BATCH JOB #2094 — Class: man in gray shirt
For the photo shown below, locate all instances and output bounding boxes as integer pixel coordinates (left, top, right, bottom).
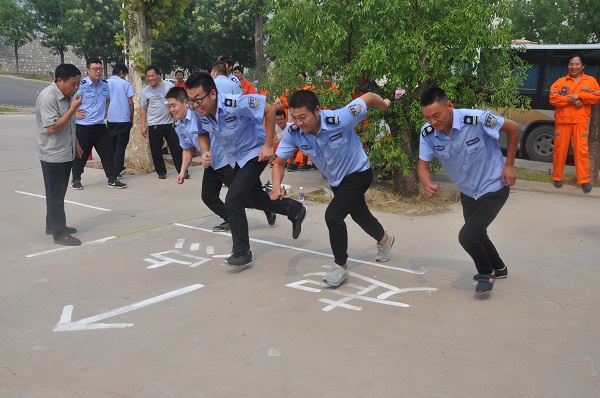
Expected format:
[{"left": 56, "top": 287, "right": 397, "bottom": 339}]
[
  {"left": 140, "top": 65, "right": 184, "bottom": 179},
  {"left": 35, "top": 64, "right": 84, "bottom": 246}
]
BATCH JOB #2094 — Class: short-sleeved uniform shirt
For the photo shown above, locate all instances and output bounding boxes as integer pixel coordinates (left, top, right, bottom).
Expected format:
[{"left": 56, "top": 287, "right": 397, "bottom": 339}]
[
  {"left": 276, "top": 97, "right": 370, "bottom": 187},
  {"left": 35, "top": 82, "right": 77, "bottom": 163},
  {"left": 215, "top": 75, "right": 242, "bottom": 95},
  {"left": 228, "top": 74, "right": 242, "bottom": 90},
  {"left": 107, "top": 75, "right": 134, "bottom": 123},
  {"left": 419, "top": 108, "right": 506, "bottom": 200},
  {"left": 140, "top": 80, "right": 174, "bottom": 126},
  {"left": 198, "top": 93, "right": 266, "bottom": 168},
  {"left": 77, "top": 76, "right": 110, "bottom": 125}
]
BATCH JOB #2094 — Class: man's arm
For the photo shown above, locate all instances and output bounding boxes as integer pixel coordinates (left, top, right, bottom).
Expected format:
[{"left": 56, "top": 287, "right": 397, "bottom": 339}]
[
  {"left": 500, "top": 119, "right": 519, "bottom": 186},
  {"left": 269, "top": 157, "right": 287, "bottom": 200},
  {"left": 417, "top": 159, "right": 439, "bottom": 199},
  {"left": 176, "top": 148, "right": 194, "bottom": 184},
  {"left": 140, "top": 106, "right": 148, "bottom": 138},
  {"left": 128, "top": 97, "right": 134, "bottom": 125},
  {"left": 197, "top": 134, "right": 211, "bottom": 168},
  {"left": 48, "top": 95, "right": 82, "bottom": 135},
  {"left": 359, "top": 92, "right": 391, "bottom": 112},
  {"left": 105, "top": 100, "right": 110, "bottom": 119},
  {"left": 259, "top": 103, "right": 276, "bottom": 161}
]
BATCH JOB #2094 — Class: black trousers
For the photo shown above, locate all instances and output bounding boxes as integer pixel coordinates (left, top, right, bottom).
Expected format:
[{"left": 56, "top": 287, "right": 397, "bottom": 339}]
[
  {"left": 41, "top": 160, "right": 73, "bottom": 240},
  {"left": 202, "top": 165, "right": 234, "bottom": 221},
  {"left": 71, "top": 123, "right": 117, "bottom": 181},
  {"left": 326, "top": 168, "right": 385, "bottom": 266},
  {"left": 107, "top": 121, "right": 131, "bottom": 174},
  {"left": 226, "top": 157, "right": 303, "bottom": 255},
  {"left": 459, "top": 186, "right": 510, "bottom": 275},
  {"left": 148, "top": 124, "right": 183, "bottom": 176}
]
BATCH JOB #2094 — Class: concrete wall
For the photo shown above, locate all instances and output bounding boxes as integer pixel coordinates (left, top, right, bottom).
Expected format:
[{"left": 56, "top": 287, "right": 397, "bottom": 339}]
[{"left": 0, "top": 37, "right": 86, "bottom": 76}]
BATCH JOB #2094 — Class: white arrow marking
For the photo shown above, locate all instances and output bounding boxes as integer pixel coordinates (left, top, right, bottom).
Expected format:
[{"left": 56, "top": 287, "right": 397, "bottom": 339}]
[{"left": 53, "top": 284, "right": 203, "bottom": 332}]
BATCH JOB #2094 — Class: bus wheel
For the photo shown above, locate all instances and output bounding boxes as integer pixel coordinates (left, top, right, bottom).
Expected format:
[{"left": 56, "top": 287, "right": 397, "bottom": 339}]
[{"left": 525, "top": 125, "right": 554, "bottom": 162}]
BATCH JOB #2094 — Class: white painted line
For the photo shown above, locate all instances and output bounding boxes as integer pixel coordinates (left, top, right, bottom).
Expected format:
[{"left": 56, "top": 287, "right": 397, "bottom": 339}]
[
  {"left": 190, "top": 243, "right": 200, "bottom": 251},
  {"left": 15, "top": 191, "right": 112, "bottom": 212},
  {"left": 27, "top": 236, "right": 116, "bottom": 258},
  {"left": 53, "top": 284, "right": 203, "bottom": 332},
  {"left": 175, "top": 239, "right": 185, "bottom": 249},
  {"left": 206, "top": 246, "right": 214, "bottom": 255},
  {"left": 174, "top": 223, "right": 424, "bottom": 275}
]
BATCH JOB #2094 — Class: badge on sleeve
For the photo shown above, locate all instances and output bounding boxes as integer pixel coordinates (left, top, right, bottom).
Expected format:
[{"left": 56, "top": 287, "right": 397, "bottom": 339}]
[
  {"left": 463, "top": 116, "right": 478, "bottom": 125},
  {"left": 247, "top": 97, "right": 259, "bottom": 109},
  {"left": 224, "top": 98, "right": 237, "bottom": 107},
  {"left": 421, "top": 125, "right": 434, "bottom": 137},
  {"left": 348, "top": 104, "right": 362, "bottom": 117},
  {"left": 484, "top": 112, "right": 498, "bottom": 128}
]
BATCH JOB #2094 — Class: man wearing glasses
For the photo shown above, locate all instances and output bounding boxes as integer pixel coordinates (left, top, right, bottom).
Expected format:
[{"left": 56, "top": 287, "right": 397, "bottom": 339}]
[
  {"left": 140, "top": 65, "right": 185, "bottom": 179},
  {"left": 71, "top": 58, "right": 126, "bottom": 189},
  {"left": 186, "top": 72, "right": 306, "bottom": 268}
]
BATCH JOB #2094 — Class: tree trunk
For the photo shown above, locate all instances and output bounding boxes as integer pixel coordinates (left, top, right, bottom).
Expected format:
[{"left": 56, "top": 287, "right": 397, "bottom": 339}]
[
  {"left": 126, "top": 2, "right": 153, "bottom": 173},
  {"left": 254, "top": 1, "right": 265, "bottom": 84},
  {"left": 589, "top": 102, "right": 600, "bottom": 182},
  {"left": 59, "top": 49, "right": 65, "bottom": 65},
  {"left": 385, "top": 114, "right": 420, "bottom": 197},
  {"left": 13, "top": 44, "right": 19, "bottom": 76}
]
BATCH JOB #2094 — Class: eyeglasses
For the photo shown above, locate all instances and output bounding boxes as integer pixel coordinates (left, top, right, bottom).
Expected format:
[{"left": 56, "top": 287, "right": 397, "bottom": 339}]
[
  {"left": 187, "top": 91, "right": 211, "bottom": 105},
  {"left": 89, "top": 67, "right": 103, "bottom": 72}
]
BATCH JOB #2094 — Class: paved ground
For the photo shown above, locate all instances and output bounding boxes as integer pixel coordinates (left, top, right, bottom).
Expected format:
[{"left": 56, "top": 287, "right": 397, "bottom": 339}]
[{"left": 1, "top": 114, "right": 599, "bottom": 397}]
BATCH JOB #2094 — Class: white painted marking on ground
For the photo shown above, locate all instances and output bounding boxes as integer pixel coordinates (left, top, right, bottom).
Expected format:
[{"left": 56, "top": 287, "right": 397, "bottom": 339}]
[
  {"left": 206, "top": 246, "right": 214, "bottom": 255},
  {"left": 53, "top": 284, "right": 203, "bottom": 332},
  {"left": 143, "top": 250, "right": 210, "bottom": 269},
  {"left": 175, "top": 239, "right": 185, "bottom": 249},
  {"left": 15, "top": 191, "right": 111, "bottom": 211},
  {"left": 26, "top": 236, "right": 116, "bottom": 258},
  {"left": 175, "top": 222, "right": 424, "bottom": 275},
  {"left": 190, "top": 243, "right": 200, "bottom": 251},
  {"left": 212, "top": 254, "right": 229, "bottom": 258}
]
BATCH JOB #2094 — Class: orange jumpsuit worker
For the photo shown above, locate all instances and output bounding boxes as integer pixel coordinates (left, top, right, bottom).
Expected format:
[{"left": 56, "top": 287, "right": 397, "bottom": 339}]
[{"left": 549, "top": 53, "right": 600, "bottom": 193}]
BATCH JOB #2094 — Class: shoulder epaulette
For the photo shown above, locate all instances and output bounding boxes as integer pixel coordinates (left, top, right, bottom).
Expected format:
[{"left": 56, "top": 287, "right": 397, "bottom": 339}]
[
  {"left": 325, "top": 116, "right": 340, "bottom": 124},
  {"left": 463, "top": 116, "right": 478, "bottom": 125},
  {"left": 421, "top": 125, "right": 434, "bottom": 137},
  {"left": 80, "top": 79, "right": 86, "bottom": 85},
  {"left": 223, "top": 98, "right": 237, "bottom": 107},
  {"left": 101, "top": 79, "right": 107, "bottom": 83},
  {"left": 289, "top": 124, "right": 299, "bottom": 132}
]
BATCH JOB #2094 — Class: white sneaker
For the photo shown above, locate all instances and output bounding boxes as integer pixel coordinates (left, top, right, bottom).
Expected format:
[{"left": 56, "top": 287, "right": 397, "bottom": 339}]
[
  {"left": 323, "top": 265, "right": 348, "bottom": 287},
  {"left": 376, "top": 232, "right": 394, "bottom": 262}
]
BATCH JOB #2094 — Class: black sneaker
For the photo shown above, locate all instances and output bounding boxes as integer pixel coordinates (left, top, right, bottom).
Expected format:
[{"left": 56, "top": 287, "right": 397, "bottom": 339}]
[
  {"left": 226, "top": 250, "right": 253, "bottom": 268},
  {"left": 212, "top": 221, "right": 231, "bottom": 232},
  {"left": 71, "top": 180, "right": 83, "bottom": 190},
  {"left": 185, "top": 172, "right": 191, "bottom": 179},
  {"left": 54, "top": 233, "right": 81, "bottom": 246},
  {"left": 287, "top": 163, "right": 298, "bottom": 172},
  {"left": 475, "top": 274, "right": 495, "bottom": 292},
  {"left": 107, "top": 180, "right": 127, "bottom": 189},
  {"left": 553, "top": 180, "right": 563, "bottom": 188},
  {"left": 299, "top": 162, "right": 314, "bottom": 171},
  {"left": 158, "top": 174, "right": 167, "bottom": 179},
  {"left": 162, "top": 147, "right": 169, "bottom": 155},
  {"left": 581, "top": 182, "right": 592, "bottom": 193},
  {"left": 266, "top": 211, "right": 276, "bottom": 226},
  {"left": 292, "top": 205, "right": 307, "bottom": 239},
  {"left": 473, "top": 265, "right": 508, "bottom": 281},
  {"left": 46, "top": 226, "right": 77, "bottom": 235}
]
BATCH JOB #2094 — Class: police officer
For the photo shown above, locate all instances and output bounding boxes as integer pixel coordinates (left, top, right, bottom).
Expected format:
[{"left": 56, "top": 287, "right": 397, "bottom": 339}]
[
  {"left": 212, "top": 61, "right": 241, "bottom": 95},
  {"left": 417, "top": 87, "right": 519, "bottom": 294},
  {"left": 186, "top": 72, "right": 305, "bottom": 268},
  {"left": 106, "top": 63, "right": 134, "bottom": 178},
  {"left": 219, "top": 56, "right": 242, "bottom": 89},
  {"left": 271, "top": 90, "right": 395, "bottom": 288},
  {"left": 71, "top": 58, "right": 126, "bottom": 189}
]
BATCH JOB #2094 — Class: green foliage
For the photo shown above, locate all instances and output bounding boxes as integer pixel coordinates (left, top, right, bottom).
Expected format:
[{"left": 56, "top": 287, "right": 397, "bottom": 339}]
[
  {"left": 265, "top": 0, "right": 528, "bottom": 180},
  {"left": 0, "top": 0, "right": 36, "bottom": 52},
  {"left": 25, "top": 0, "right": 76, "bottom": 61},
  {"left": 511, "top": 0, "right": 600, "bottom": 43}
]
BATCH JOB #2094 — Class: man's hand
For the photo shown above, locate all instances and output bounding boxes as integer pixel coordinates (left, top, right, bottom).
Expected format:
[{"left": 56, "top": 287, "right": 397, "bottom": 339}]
[
  {"left": 501, "top": 165, "right": 517, "bottom": 186},
  {"left": 141, "top": 126, "right": 148, "bottom": 138},
  {"left": 422, "top": 183, "right": 439, "bottom": 199},
  {"left": 76, "top": 109, "right": 86, "bottom": 119},
  {"left": 201, "top": 151, "right": 212, "bottom": 168},
  {"left": 176, "top": 170, "right": 187, "bottom": 185},
  {"left": 270, "top": 184, "right": 285, "bottom": 200},
  {"left": 75, "top": 141, "right": 83, "bottom": 158},
  {"left": 259, "top": 144, "right": 274, "bottom": 161},
  {"left": 71, "top": 95, "right": 82, "bottom": 111}
]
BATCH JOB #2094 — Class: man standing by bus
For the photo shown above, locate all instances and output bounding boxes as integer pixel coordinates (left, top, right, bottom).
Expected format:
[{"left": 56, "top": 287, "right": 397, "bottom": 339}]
[{"left": 550, "top": 53, "right": 600, "bottom": 193}]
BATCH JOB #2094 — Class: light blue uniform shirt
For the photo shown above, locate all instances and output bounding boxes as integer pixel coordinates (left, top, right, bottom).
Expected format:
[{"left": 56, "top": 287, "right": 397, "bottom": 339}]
[
  {"left": 419, "top": 108, "right": 506, "bottom": 200},
  {"left": 198, "top": 93, "right": 267, "bottom": 168},
  {"left": 276, "top": 97, "right": 370, "bottom": 187},
  {"left": 175, "top": 108, "right": 201, "bottom": 152},
  {"left": 106, "top": 75, "right": 134, "bottom": 123},
  {"left": 228, "top": 74, "right": 242, "bottom": 89},
  {"left": 215, "top": 75, "right": 241, "bottom": 95},
  {"left": 76, "top": 76, "right": 110, "bottom": 126}
]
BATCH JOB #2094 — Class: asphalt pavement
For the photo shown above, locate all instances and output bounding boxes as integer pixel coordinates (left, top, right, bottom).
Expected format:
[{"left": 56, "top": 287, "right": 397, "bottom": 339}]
[
  {"left": 1, "top": 113, "right": 599, "bottom": 397},
  {"left": 0, "top": 75, "right": 51, "bottom": 108}
]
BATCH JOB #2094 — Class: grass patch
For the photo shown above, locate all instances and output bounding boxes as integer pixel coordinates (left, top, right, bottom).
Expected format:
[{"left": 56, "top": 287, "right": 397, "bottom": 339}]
[
  {"left": 306, "top": 183, "right": 461, "bottom": 217},
  {"left": 0, "top": 71, "right": 53, "bottom": 82},
  {"left": 515, "top": 167, "right": 600, "bottom": 187},
  {"left": 0, "top": 106, "right": 29, "bottom": 113}
]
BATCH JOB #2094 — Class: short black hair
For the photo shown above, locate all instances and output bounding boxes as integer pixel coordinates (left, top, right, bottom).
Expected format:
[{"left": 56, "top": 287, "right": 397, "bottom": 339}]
[
  {"left": 112, "top": 63, "right": 129, "bottom": 76},
  {"left": 175, "top": 70, "right": 184, "bottom": 76},
  {"left": 186, "top": 72, "right": 217, "bottom": 94},
  {"left": 54, "top": 64, "right": 81, "bottom": 82},
  {"left": 289, "top": 89, "right": 320, "bottom": 113},
  {"left": 219, "top": 56, "right": 234, "bottom": 67},
  {"left": 201, "top": 66, "right": 211, "bottom": 73},
  {"left": 211, "top": 61, "right": 227, "bottom": 76},
  {"left": 233, "top": 65, "right": 244, "bottom": 74},
  {"left": 165, "top": 86, "right": 188, "bottom": 103},
  {"left": 275, "top": 109, "right": 286, "bottom": 118},
  {"left": 145, "top": 65, "right": 161, "bottom": 76},
  {"left": 569, "top": 53, "right": 587, "bottom": 66},
  {"left": 86, "top": 58, "right": 102, "bottom": 68},
  {"left": 420, "top": 87, "right": 449, "bottom": 107}
]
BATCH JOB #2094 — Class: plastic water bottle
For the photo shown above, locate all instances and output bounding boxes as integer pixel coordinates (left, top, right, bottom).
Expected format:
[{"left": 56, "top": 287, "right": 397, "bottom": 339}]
[{"left": 299, "top": 187, "right": 304, "bottom": 202}]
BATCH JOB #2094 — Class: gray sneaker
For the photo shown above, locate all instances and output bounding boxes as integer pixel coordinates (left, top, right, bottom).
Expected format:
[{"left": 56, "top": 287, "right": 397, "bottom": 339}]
[
  {"left": 375, "top": 232, "right": 394, "bottom": 262},
  {"left": 322, "top": 265, "right": 348, "bottom": 287}
]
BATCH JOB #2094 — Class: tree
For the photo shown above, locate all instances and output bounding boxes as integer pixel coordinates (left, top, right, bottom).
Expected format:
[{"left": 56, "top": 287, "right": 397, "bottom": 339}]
[
  {"left": 265, "top": 0, "right": 527, "bottom": 196},
  {"left": 120, "top": 0, "right": 191, "bottom": 172},
  {"left": 0, "top": 0, "right": 36, "bottom": 75},
  {"left": 25, "top": 0, "right": 76, "bottom": 64}
]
